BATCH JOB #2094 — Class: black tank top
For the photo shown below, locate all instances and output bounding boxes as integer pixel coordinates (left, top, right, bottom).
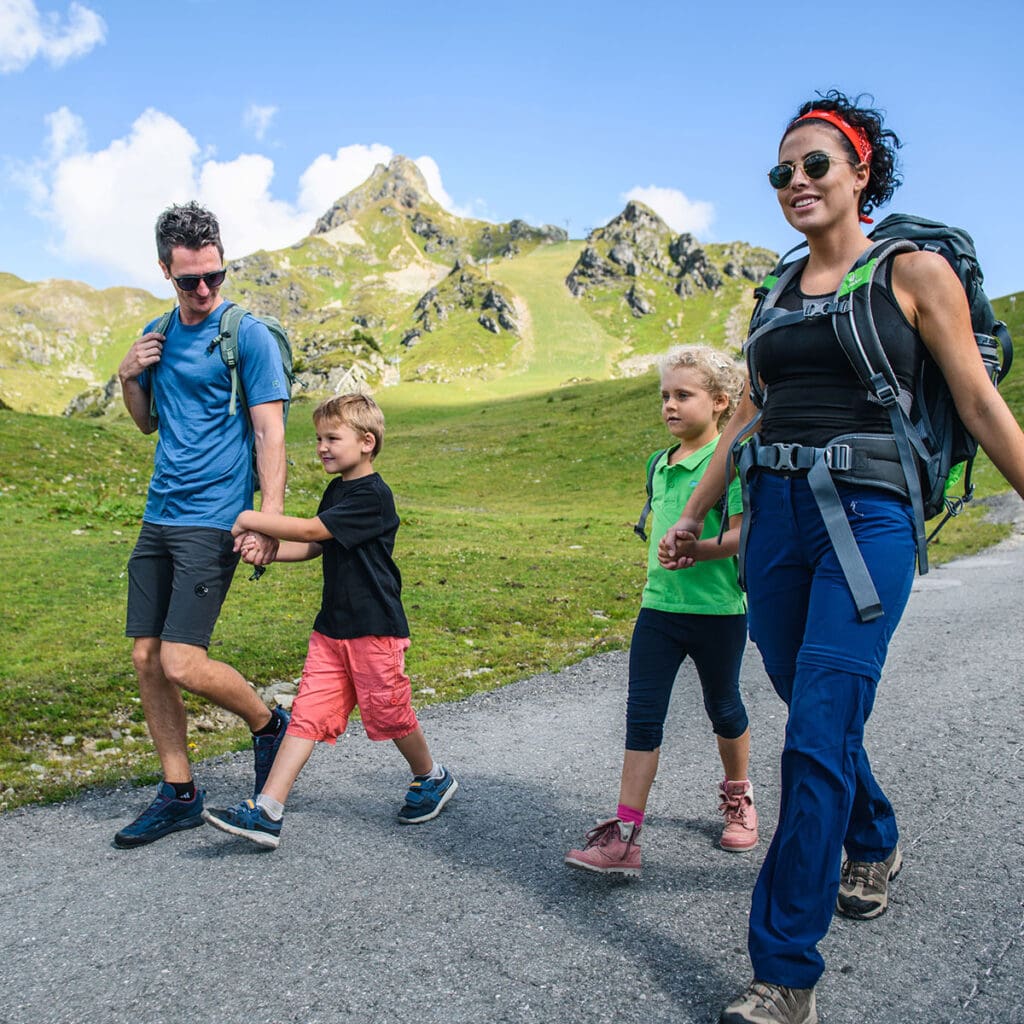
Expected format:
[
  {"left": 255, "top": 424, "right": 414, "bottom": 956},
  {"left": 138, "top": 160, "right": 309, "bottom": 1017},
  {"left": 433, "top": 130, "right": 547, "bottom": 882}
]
[{"left": 758, "top": 263, "right": 924, "bottom": 448}]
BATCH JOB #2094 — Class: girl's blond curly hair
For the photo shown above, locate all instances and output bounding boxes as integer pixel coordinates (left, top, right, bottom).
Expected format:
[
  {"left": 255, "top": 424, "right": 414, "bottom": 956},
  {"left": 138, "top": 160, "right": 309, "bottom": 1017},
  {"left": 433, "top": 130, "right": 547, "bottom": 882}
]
[{"left": 658, "top": 345, "right": 745, "bottom": 430}]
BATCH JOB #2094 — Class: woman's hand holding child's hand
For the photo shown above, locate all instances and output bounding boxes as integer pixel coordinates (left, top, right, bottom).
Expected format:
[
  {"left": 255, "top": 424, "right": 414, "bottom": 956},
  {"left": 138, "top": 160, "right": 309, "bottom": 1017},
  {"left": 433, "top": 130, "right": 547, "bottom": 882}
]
[{"left": 659, "top": 519, "right": 704, "bottom": 570}]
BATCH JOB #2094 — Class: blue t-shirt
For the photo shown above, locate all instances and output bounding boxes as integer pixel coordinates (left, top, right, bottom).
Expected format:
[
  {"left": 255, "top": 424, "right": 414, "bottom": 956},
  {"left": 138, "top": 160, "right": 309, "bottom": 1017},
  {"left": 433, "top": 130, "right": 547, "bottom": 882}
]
[{"left": 139, "top": 303, "right": 288, "bottom": 530}]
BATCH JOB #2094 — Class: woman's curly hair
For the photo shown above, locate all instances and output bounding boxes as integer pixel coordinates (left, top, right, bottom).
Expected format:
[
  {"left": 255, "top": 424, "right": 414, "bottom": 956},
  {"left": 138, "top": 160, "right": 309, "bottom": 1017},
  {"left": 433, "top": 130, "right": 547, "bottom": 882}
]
[{"left": 784, "top": 90, "right": 903, "bottom": 220}]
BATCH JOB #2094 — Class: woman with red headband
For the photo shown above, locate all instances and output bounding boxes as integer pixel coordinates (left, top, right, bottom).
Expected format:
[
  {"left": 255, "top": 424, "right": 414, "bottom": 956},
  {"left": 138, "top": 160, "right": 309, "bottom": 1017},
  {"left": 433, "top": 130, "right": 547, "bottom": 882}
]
[{"left": 659, "top": 90, "right": 1024, "bottom": 1024}]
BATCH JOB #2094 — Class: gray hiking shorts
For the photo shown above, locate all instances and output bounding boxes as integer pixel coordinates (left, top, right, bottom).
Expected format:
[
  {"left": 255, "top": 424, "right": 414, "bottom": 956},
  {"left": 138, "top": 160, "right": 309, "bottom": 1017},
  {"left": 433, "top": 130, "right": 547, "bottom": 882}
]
[{"left": 126, "top": 522, "right": 241, "bottom": 648}]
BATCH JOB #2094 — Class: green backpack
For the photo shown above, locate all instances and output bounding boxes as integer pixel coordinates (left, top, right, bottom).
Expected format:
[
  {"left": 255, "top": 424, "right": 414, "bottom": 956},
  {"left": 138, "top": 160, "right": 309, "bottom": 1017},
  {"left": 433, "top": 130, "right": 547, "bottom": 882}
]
[{"left": 148, "top": 302, "right": 297, "bottom": 487}]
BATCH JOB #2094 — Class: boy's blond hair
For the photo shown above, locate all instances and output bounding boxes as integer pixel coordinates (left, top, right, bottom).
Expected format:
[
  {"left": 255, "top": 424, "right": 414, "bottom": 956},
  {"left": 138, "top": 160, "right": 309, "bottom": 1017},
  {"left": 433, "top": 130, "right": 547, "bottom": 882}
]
[
  {"left": 658, "top": 345, "right": 745, "bottom": 430},
  {"left": 312, "top": 393, "right": 385, "bottom": 459}
]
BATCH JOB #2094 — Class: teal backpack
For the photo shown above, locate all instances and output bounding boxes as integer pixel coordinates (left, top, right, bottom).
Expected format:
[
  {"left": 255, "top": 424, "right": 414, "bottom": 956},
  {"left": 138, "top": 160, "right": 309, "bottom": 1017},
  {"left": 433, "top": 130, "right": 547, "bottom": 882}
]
[{"left": 148, "top": 302, "right": 297, "bottom": 488}]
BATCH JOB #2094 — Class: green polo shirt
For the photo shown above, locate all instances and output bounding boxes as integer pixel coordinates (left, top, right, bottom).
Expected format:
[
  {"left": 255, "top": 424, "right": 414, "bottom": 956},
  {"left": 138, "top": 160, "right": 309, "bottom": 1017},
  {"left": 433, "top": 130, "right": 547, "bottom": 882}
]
[{"left": 640, "top": 436, "right": 746, "bottom": 616}]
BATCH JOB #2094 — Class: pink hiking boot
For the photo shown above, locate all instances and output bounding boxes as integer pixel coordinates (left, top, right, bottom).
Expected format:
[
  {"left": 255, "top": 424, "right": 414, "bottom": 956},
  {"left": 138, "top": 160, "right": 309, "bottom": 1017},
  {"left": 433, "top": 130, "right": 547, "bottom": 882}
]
[
  {"left": 719, "top": 779, "right": 759, "bottom": 851},
  {"left": 565, "top": 817, "right": 642, "bottom": 876}
]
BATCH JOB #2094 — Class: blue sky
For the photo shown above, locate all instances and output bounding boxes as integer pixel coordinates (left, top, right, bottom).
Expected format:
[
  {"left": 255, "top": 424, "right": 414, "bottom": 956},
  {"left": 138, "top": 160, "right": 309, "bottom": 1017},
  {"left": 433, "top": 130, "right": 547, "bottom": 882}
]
[{"left": 2, "top": 0, "right": 1022, "bottom": 299}]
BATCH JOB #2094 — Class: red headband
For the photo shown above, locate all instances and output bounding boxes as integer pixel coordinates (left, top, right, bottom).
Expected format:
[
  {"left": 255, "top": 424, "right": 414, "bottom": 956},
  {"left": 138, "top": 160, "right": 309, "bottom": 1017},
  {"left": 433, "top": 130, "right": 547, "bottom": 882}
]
[
  {"left": 796, "top": 109, "right": 873, "bottom": 165},
  {"left": 796, "top": 109, "right": 874, "bottom": 223}
]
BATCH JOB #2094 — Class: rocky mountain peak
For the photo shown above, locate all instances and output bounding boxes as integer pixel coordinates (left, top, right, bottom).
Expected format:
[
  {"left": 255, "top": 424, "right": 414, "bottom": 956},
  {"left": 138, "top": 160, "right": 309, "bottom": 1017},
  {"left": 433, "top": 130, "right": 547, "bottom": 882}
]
[
  {"left": 608, "top": 200, "right": 673, "bottom": 237},
  {"left": 313, "top": 155, "right": 434, "bottom": 234}
]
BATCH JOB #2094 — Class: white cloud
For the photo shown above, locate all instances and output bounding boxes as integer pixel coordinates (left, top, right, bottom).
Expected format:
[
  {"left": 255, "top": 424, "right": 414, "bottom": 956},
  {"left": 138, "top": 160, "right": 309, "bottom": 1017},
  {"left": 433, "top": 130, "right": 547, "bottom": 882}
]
[
  {"left": 623, "top": 185, "right": 714, "bottom": 237},
  {"left": 22, "top": 109, "right": 468, "bottom": 293},
  {"left": 242, "top": 103, "right": 277, "bottom": 142},
  {"left": 414, "top": 155, "right": 456, "bottom": 212},
  {"left": 44, "top": 104, "right": 85, "bottom": 160},
  {"left": 0, "top": 0, "right": 105, "bottom": 73},
  {"left": 199, "top": 153, "right": 312, "bottom": 260},
  {"left": 46, "top": 109, "right": 199, "bottom": 288}
]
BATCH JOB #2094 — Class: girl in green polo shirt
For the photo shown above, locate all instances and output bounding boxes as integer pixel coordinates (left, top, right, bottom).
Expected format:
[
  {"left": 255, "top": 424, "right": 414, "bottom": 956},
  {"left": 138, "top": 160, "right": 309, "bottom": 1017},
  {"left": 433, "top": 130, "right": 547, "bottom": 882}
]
[{"left": 565, "top": 345, "right": 756, "bottom": 876}]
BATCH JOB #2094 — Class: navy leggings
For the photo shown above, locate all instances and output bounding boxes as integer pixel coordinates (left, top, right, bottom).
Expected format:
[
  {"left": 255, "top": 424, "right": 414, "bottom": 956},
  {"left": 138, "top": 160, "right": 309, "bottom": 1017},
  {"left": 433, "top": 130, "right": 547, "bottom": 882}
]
[{"left": 625, "top": 607, "right": 749, "bottom": 751}]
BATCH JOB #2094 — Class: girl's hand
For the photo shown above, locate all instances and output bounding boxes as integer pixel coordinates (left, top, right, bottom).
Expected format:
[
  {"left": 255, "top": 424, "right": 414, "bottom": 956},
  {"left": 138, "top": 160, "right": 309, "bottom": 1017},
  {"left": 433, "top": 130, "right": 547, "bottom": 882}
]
[
  {"left": 664, "top": 530, "right": 699, "bottom": 569},
  {"left": 659, "top": 518, "right": 704, "bottom": 570}
]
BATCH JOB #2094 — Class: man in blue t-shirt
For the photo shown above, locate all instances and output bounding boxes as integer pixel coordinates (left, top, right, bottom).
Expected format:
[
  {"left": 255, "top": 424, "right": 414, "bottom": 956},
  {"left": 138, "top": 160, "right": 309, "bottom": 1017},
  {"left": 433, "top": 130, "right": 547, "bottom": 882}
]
[{"left": 113, "top": 202, "right": 291, "bottom": 848}]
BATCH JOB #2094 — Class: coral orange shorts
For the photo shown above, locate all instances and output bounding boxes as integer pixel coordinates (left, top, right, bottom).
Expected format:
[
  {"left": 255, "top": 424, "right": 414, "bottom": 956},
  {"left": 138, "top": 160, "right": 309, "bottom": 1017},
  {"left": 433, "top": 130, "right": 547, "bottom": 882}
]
[{"left": 287, "top": 632, "right": 419, "bottom": 743}]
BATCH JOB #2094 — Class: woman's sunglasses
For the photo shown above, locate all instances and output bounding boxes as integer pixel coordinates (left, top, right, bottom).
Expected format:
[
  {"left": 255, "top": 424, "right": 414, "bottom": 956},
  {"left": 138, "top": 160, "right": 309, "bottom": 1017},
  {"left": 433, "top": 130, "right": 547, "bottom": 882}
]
[
  {"left": 173, "top": 269, "right": 227, "bottom": 292},
  {"left": 767, "top": 151, "right": 849, "bottom": 190}
]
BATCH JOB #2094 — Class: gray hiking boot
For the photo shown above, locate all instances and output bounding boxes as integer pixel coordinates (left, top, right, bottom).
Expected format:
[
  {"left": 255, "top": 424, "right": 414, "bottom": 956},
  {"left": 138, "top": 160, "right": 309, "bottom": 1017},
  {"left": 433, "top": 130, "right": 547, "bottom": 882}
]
[
  {"left": 720, "top": 980, "right": 817, "bottom": 1024},
  {"left": 836, "top": 843, "right": 902, "bottom": 919}
]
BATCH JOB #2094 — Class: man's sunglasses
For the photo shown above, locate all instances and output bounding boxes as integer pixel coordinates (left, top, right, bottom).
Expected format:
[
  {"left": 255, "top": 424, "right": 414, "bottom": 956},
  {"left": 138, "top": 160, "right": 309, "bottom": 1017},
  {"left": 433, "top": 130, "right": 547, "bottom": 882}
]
[
  {"left": 767, "top": 151, "right": 850, "bottom": 190},
  {"left": 173, "top": 269, "right": 227, "bottom": 292}
]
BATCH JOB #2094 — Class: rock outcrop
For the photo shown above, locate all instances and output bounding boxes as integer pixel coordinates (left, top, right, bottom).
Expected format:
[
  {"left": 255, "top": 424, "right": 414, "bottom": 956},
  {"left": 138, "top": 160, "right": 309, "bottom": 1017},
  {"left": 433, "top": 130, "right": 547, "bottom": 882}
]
[
  {"left": 566, "top": 200, "right": 777, "bottom": 311},
  {"left": 412, "top": 261, "right": 519, "bottom": 335}
]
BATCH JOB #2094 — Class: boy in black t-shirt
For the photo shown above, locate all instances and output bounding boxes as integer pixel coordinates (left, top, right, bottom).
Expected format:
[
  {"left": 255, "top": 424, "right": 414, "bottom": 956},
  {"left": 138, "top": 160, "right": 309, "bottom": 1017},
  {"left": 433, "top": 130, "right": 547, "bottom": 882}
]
[{"left": 202, "top": 394, "right": 457, "bottom": 849}]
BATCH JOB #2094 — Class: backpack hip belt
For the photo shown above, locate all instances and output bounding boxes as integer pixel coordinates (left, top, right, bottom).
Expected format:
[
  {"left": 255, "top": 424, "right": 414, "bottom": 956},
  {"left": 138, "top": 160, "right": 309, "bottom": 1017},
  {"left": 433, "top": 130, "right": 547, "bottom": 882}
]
[
  {"left": 748, "top": 433, "right": 910, "bottom": 496},
  {"left": 733, "top": 433, "right": 912, "bottom": 623}
]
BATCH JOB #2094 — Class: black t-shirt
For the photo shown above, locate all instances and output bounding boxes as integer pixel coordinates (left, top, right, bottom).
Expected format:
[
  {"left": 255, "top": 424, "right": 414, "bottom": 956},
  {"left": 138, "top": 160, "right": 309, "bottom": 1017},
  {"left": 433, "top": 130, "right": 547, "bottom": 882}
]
[
  {"left": 313, "top": 473, "right": 410, "bottom": 640},
  {"left": 758, "top": 265, "right": 923, "bottom": 448}
]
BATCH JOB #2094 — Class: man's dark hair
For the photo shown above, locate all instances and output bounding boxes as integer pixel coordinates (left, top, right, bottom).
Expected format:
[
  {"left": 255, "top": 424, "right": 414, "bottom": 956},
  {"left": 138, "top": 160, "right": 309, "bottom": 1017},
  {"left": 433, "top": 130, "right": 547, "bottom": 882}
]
[{"left": 155, "top": 201, "right": 224, "bottom": 268}]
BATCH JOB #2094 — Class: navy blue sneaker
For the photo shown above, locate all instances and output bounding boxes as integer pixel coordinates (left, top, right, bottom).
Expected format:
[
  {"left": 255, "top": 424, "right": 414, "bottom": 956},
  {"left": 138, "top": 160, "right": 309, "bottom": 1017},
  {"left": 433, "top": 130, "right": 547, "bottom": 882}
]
[
  {"left": 113, "top": 782, "right": 206, "bottom": 849},
  {"left": 252, "top": 706, "right": 290, "bottom": 796},
  {"left": 397, "top": 766, "right": 458, "bottom": 824},
  {"left": 202, "top": 799, "right": 282, "bottom": 849}
]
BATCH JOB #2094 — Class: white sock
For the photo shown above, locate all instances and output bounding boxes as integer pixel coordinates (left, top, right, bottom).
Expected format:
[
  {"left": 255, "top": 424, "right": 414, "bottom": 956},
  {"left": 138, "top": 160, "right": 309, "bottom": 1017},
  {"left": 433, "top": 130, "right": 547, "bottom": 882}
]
[
  {"left": 420, "top": 761, "right": 444, "bottom": 781},
  {"left": 256, "top": 794, "right": 285, "bottom": 820}
]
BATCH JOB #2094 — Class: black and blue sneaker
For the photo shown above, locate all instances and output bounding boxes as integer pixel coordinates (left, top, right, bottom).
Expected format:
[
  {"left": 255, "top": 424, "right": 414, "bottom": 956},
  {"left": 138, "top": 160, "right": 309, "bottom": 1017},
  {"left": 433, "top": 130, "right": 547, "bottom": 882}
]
[
  {"left": 397, "top": 766, "right": 458, "bottom": 824},
  {"left": 113, "top": 782, "right": 206, "bottom": 849},
  {"left": 252, "top": 706, "right": 290, "bottom": 796},
  {"left": 202, "top": 799, "right": 282, "bottom": 849}
]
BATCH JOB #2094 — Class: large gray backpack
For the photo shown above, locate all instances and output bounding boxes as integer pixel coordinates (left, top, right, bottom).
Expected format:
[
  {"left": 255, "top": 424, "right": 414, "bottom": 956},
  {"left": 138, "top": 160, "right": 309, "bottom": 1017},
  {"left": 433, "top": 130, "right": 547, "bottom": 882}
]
[{"left": 740, "top": 214, "right": 1012, "bottom": 621}]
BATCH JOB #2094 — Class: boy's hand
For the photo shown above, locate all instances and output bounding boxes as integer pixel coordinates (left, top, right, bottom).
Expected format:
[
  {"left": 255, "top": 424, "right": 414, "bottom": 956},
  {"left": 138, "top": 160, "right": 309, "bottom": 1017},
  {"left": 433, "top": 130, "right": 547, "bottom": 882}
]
[
  {"left": 242, "top": 530, "right": 280, "bottom": 566},
  {"left": 234, "top": 530, "right": 266, "bottom": 563}
]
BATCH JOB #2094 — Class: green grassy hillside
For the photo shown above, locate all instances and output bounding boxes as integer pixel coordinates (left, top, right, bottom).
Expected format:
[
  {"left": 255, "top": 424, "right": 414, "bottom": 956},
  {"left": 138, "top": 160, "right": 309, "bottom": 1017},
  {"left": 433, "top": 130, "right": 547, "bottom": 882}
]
[
  {"left": 0, "top": 275, "right": 167, "bottom": 414},
  {"left": 0, "top": 379, "right": 661, "bottom": 807}
]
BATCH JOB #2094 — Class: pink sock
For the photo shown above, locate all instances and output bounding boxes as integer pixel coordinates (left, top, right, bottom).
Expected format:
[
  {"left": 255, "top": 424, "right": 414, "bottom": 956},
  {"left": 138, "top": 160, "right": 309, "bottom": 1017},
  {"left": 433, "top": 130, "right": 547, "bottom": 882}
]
[{"left": 617, "top": 803, "right": 644, "bottom": 827}]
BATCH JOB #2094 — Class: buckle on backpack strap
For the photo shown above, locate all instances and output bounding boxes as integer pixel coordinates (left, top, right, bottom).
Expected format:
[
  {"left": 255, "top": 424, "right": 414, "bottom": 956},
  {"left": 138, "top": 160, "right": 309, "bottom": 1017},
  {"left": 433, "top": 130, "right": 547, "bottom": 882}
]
[
  {"left": 766, "top": 443, "right": 801, "bottom": 471},
  {"left": 824, "top": 444, "right": 852, "bottom": 471},
  {"left": 802, "top": 298, "right": 851, "bottom": 318},
  {"left": 802, "top": 299, "right": 831, "bottom": 318},
  {"left": 867, "top": 372, "right": 899, "bottom": 407}
]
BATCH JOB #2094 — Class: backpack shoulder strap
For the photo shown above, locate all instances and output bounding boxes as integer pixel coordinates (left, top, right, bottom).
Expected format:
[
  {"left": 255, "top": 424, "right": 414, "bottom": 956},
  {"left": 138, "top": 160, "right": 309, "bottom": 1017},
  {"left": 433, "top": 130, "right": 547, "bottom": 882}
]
[
  {"left": 633, "top": 445, "right": 678, "bottom": 541},
  {"left": 745, "top": 248, "right": 809, "bottom": 408},
  {"left": 831, "top": 238, "right": 918, "bottom": 403},
  {"left": 207, "top": 302, "right": 249, "bottom": 416},
  {"left": 147, "top": 309, "right": 176, "bottom": 423},
  {"left": 831, "top": 237, "right": 930, "bottom": 572}
]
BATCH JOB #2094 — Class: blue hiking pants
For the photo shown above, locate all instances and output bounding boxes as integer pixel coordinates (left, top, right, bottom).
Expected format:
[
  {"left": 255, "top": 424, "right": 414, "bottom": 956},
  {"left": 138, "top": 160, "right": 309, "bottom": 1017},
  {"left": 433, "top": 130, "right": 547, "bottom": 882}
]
[{"left": 744, "top": 471, "right": 916, "bottom": 988}]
